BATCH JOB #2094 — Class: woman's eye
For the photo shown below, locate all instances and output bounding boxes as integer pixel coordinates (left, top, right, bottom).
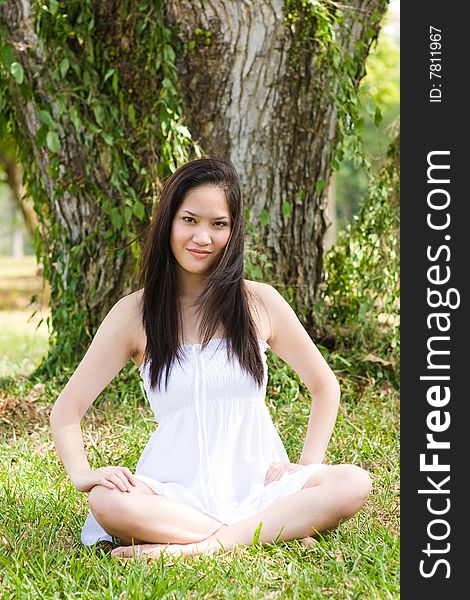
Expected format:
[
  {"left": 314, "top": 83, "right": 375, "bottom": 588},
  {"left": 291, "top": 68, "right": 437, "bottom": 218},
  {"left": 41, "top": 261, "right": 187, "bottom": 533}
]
[{"left": 182, "top": 217, "right": 227, "bottom": 227}]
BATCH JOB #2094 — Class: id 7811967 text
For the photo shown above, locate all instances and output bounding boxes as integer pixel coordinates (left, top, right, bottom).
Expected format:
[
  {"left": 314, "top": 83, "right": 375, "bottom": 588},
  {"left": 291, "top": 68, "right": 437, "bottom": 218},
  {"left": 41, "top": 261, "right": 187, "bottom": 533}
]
[{"left": 429, "top": 26, "right": 442, "bottom": 103}]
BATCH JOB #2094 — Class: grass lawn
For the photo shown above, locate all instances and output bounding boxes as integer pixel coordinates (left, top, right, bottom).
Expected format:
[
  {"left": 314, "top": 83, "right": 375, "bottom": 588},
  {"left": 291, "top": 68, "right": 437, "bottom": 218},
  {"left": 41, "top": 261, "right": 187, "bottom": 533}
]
[{"left": 0, "top": 257, "right": 399, "bottom": 599}]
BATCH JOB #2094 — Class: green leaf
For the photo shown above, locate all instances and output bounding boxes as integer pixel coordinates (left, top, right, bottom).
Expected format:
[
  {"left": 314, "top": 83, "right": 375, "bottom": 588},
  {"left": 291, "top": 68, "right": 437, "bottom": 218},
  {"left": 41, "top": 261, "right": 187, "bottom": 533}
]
[
  {"left": 70, "top": 107, "right": 81, "bottom": 131},
  {"left": 2, "top": 44, "right": 15, "bottom": 69},
  {"left": 88, "top": 120, "right": 102, "bottom": 134},
  {"left": 38, "top": 110, "right": 56, "bottom": 129},
  {"left": 260, "top": 208, "right": 270, "bottom": 227},
  {"left": 330, "top": 159, "right": 340, "bottom": 171},
  {"left": 161, "top": 79, "right": 173, "bottom": 89},
  {"left": 10, "top": 62, "right": 24, "bottom": 84},
  {"left": 252, "top": 521, "right": 263, "bottom": 545},
  {"left": 56, "top": 95, "right": 66, "bottom": 117},
  {"left": 112, "top": 71, "right": 119, "bottom": 95},
  {"left": 110, "top": 209, "right": 122, "bottom": 228},
  {"left": 155, "top": 50, "right": 163, "bottom": 71},
  {"left": 103, "top": 68, "right": 115, "bottom": 83},
  {"left": 133, "top": 201, "right": 145, "bottom": 220},
  {"left": 49, "top": 0, "right": 59, "bottom": 15},
  {"left": 110, "top": 106, "right": 119, "bottom": 121},
  {"left": 93, "top": 105, "right": 105, "bottom": 126},
  {"left": 46, "top": 131, "right": 60, "bottom": 153},
  {"left": 102, "top": 133, "right": 114, "bottom": 145},
  {"left": 374, "top": 106, "right": 383, "bottom": 128},
  {"left": 163, "top": 45, "right": 175, "bottom": 63},
  {"left": 59, "top": 58, "right": 69, "bottom": 78},
  {"left": 123, "top": 206, "right": 133, "bottom": 225},
  {"left": 128, "top": 104, "right": 136, "bottom": 127},
  {"left": 315, "top": 179, "right": 326, "bottom": 193},
  {"left": 36, "top": 125, "right": 48, "bottom": 149},
  {"left": 127, "top": 186, "right": 138, "bottom": 201},
  {"left": 282, "top": 201, "right": 292, "bottom": 217},
  {"left": 356, "top": 116, "right": 365, "bottom": 131}
]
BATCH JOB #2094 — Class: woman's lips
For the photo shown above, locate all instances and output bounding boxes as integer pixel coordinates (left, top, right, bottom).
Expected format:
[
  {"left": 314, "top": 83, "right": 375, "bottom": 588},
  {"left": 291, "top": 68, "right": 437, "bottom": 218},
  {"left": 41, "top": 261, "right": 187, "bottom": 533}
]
[{"left": 187, "top": 249, "right": 212, "bottom": 258}]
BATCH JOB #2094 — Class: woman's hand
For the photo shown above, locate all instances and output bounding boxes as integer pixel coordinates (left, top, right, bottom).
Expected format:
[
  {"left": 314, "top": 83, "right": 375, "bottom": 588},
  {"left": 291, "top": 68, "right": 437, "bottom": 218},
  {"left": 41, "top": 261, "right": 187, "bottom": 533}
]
[
  {"left": 264, "top": 461, "right": 305, "bottom": 485},
  {"left": 72, "top": 466, "right": 138, "bottom": 493}
]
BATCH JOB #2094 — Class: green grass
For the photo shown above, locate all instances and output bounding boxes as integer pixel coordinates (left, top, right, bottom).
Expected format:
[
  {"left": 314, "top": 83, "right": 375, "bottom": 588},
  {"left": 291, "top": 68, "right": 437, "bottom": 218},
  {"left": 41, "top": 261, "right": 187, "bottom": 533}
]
[{"left": 0, "top": 259, "right": 399, "bottom": 599}]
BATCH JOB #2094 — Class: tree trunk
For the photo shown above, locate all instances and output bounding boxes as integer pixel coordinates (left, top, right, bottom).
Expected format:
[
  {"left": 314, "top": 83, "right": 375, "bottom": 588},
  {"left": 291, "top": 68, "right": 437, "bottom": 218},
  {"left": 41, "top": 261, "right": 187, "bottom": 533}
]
[
  {"left": 1, "top": 0, "right": 387, "bottom": 376},
  {"left": 1, "top": 1, "right": 136, "bottom": 305},
  {"left": 1, "top": 0, "right": 177, "bottom": 374},
  {"left": 166, "top": 0, "right": 387, "bottom": 327}
]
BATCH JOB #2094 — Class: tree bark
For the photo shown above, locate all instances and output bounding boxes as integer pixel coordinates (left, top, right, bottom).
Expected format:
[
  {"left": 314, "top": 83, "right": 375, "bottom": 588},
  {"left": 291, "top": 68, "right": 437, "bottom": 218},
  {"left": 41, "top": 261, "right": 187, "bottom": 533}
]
[
  {"left": 1, "top": 1, "right": 135, "bottom": 313},
  {"left": 1, "top": 0, "right": 161, "bottom": 372},
  {"left": 165, "top": 0, "right": 387, "bottom": 327}
]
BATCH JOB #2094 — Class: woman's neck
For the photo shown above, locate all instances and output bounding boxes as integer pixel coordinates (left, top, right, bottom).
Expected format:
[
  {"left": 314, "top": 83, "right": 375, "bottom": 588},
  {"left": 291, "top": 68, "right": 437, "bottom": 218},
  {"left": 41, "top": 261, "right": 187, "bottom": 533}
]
[{"left": 175, "top": 272, "right": 208, "bottom": 299}]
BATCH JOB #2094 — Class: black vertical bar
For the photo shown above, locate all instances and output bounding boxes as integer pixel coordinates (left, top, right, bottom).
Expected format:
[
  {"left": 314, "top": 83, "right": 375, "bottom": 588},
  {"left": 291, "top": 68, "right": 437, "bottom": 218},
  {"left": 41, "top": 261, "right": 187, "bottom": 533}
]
[{"left": 401, "top": 2, "right": 467, "bottom": 596}]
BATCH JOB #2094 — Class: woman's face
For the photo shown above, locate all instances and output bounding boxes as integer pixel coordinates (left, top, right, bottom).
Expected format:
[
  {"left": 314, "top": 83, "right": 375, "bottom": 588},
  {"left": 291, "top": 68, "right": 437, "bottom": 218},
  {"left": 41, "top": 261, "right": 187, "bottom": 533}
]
[{"left": 170, "top": 184, "right": 232, "bottom": 276}]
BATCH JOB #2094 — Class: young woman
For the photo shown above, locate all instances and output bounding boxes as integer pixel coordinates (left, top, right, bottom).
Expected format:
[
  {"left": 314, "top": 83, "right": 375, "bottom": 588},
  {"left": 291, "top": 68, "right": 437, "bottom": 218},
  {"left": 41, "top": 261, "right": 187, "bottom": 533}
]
[{"left": 50, "top": 157, "right": 371, "bottom": 561}]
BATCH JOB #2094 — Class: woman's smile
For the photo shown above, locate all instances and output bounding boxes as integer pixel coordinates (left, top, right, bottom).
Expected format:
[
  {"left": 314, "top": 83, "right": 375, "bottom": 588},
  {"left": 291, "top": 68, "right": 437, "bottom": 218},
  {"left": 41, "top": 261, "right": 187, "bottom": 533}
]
[{"left": 187, "top": 248, "right": 212, "bottom": 258}]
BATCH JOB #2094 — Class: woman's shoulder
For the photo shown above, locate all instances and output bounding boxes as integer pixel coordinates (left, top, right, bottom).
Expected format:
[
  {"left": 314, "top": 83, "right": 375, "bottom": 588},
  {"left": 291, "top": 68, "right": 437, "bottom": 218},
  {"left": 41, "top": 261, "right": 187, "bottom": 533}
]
[
  {"left": 111, "top": 289, "right": 145, "bottom": 360},
  {"left": 244, "top": 278, "right": 273, "bottom": 294},
  {"left": 113, "top": 288, "right": 144, "bottom": 315},
  {"left": 244, "top": 280, "right": 304, "bottom": 347},
  {"left": 243, "top": 280, "right": 279, "bottom": 344},
  {"left": 244, "top": 279, "right": 279, "bottom": 302}
]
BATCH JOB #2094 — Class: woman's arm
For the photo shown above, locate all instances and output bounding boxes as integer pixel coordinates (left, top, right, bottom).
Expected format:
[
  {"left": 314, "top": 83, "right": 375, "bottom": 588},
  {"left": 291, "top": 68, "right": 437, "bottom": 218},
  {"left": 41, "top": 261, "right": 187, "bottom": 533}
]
[
  {"left": 297, "top": 382, "right": 340, "bottom": 465},
  {"left": 49, "top": 293, "right": 139, "bottom": 492},
  {"left": 259, "top": 283, "right": 340, "bottom": 465}
]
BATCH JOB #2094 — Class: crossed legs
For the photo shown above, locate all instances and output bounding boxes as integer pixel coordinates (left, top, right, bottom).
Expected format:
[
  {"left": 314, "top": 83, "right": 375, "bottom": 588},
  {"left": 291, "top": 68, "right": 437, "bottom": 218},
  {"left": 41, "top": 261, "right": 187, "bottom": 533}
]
[
  {"left": 88, "top": 464, "right": 372, "bottom": 560},
  {"left": 88, "top": 479, "right": 225, "bottom": 546}
]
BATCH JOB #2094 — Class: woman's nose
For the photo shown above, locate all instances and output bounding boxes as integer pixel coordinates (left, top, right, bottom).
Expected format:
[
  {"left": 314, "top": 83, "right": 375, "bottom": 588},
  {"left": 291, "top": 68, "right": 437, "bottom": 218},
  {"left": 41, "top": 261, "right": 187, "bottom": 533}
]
[{"left": 192, "top": 228, "right": 211, "bottom": 244}]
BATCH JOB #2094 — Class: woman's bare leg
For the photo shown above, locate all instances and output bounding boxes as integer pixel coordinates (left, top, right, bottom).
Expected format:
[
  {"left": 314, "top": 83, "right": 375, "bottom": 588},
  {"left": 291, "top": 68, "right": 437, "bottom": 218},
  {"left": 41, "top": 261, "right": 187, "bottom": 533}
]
[
  {"left": 204, "top": 464, "right": 371, "bottom": 547},
  {"left": 111, "top": 464, "right": 372, "bottom": 560},
  {"left": 88, "top": 480, "right": 224, "bottom": 545}
]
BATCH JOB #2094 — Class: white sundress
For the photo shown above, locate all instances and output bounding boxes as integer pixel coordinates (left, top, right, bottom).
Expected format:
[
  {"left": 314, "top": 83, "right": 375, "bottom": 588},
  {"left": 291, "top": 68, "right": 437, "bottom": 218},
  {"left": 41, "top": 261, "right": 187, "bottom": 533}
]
[{"left": 81, "top": 338, "right": 325, "bottom": 546}]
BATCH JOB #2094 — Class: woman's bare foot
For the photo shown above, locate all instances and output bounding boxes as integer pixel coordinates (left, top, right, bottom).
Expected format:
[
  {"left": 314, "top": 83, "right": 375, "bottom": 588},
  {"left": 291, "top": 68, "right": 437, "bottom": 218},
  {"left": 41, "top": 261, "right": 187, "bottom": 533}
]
[
  {"left": 110, "top": 530, "right": 316, "bottom": 561},
  {"left": 111, "top": 529, "right": 227, "bottom": 561},
  {"left": 111, "top": 542, "right": 188, "bottom": 561},
  {"left": 299, "top": 536, "right": 317, "bottom": 547}
]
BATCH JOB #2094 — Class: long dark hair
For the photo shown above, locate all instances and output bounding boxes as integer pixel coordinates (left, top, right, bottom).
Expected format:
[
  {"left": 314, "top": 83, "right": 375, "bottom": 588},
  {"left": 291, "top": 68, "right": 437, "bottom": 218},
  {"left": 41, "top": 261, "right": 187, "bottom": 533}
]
[{"left": 138, "top": 157, "right": 266, "bottom": 393}]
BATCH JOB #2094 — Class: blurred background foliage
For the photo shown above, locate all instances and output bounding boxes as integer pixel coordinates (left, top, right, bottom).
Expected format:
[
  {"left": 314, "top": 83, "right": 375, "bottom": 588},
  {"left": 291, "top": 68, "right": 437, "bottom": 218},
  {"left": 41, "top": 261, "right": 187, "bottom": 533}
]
[{"left": 335, "top": 19, "right": 399, "bottom": 228}]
